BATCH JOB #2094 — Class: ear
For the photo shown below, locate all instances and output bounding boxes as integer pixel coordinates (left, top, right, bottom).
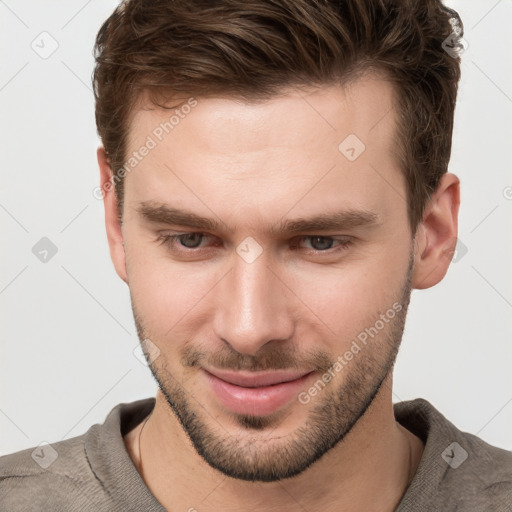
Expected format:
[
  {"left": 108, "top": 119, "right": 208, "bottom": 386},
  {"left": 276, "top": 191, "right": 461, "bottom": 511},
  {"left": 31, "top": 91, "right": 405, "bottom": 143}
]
[
  {"left": 97, "top": 146, "right": 128, "bottom": 284},
  {"left": 411, "top": 172, "right": 460, "bottom": 290}
]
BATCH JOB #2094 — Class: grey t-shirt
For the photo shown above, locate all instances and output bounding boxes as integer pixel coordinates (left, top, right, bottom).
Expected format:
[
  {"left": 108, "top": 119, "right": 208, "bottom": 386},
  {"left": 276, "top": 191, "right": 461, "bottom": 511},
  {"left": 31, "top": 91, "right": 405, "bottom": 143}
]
[{"left": 1, "top": 397, "right": 511, "bottom": 511}]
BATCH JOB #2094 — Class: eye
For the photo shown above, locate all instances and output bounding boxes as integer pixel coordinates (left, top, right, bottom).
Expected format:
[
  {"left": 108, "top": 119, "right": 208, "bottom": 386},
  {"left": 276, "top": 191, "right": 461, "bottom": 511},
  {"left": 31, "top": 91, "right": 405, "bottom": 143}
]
[
  {"left": 174, "top": 232, "right": 205, "bottom": 249},
  {"left": 156, "top": 232, "right": 353, "bottom": 256},
  {"left": 157, "top": 232, "right": 210, "bottom": 250},
  {"left": 293, "top": 236, "right": 352, "bottom": 252}
]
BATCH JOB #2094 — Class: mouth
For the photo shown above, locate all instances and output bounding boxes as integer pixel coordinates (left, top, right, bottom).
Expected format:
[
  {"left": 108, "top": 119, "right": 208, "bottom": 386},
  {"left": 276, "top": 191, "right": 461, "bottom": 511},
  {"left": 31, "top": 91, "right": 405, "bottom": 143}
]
[
  {"left": 201, "top": 367, "right": 315, "bottom": 416},
  {"left": 203, "top": 367, "right": 312, "bottom": 387}
]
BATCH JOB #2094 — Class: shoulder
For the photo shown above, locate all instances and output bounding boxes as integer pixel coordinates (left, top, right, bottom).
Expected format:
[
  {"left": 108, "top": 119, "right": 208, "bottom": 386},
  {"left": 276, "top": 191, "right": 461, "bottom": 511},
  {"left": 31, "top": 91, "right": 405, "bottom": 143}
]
[
  {"left": 445, "top": 427, "right": 512, "bottom": 508},
  {"left": 0, "top": 398, "right": 156, "bottom": 511},
  {"left": 395, "top": 398, "right": 512, "bottom": 511},
  {"left": 0, "top": 433, "right": 104, "bottom": 511}
]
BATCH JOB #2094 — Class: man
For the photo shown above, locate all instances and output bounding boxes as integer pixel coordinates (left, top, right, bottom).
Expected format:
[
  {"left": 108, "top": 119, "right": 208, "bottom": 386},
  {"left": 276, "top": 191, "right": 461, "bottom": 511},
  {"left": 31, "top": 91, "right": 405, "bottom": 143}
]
[{"left": 1, "top": 0, "right": 511, "bottom": 510}]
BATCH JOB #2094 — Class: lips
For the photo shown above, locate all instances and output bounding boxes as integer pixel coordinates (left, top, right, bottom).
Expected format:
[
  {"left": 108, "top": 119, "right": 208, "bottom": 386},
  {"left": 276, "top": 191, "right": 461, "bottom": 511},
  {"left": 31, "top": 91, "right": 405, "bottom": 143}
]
[
  {"left": 203, "top": 367, "right": 312, "bottom": 387},
  {"left": 201, "top": 367, "right": 315, "bottom": 416}
]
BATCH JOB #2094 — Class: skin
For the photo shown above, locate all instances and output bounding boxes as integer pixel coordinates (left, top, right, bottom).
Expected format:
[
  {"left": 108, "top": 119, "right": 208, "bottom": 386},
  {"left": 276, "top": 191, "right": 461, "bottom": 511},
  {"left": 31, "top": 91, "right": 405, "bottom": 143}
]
[{"left": 98, "top": 74, "right": 459, "bottom": 512}]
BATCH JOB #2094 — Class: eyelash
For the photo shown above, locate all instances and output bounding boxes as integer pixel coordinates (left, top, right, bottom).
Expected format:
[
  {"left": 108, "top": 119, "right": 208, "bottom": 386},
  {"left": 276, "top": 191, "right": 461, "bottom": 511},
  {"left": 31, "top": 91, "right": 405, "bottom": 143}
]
[{"left": 156, "top": 232, "right": 353, "bottom": 255}]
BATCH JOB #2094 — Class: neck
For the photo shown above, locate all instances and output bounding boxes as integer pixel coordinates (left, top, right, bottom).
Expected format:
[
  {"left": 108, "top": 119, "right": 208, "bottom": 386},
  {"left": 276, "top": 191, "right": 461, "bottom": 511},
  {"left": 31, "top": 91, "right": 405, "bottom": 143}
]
[{"left": 125, "top": 374, "right": 423, "bottom": 512}]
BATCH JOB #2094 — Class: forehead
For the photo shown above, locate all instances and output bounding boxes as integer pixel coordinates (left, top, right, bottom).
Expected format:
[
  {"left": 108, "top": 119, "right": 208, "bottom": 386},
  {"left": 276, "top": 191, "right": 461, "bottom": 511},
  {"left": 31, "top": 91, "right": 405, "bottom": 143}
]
[
  {"left": 127, "top": 76, "right": 397, "bottom": 157},
  {"left": 122, "top": 76, "right": 404, "bottom": 232}
]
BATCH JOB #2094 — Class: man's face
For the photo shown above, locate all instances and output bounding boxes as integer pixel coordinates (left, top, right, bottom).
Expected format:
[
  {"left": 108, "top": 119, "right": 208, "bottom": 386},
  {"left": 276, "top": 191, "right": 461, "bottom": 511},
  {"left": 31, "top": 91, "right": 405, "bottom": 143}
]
[{"left": 120, "top": 77, "right": 414, "bottom": 481}]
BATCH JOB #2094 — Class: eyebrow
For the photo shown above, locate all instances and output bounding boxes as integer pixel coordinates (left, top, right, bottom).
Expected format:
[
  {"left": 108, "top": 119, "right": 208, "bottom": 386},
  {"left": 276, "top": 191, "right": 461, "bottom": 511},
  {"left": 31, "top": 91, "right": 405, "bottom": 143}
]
[{"left": 137, "top": 201, "right": 379, "bottom": 235}]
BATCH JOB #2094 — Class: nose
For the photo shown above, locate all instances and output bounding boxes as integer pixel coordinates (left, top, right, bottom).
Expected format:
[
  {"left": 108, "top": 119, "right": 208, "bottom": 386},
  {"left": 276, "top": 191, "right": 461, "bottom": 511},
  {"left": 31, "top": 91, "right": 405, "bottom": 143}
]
[{"left": 213, "top": 248, "right": 295, "bottom": 356}]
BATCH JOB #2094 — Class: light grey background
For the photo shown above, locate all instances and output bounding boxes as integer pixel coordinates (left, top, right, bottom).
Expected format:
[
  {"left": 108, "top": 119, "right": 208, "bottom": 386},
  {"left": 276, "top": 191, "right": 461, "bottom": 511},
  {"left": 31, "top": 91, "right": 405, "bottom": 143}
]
[{"left": 1, "top": 0, "right": 511, "bottom": 456}]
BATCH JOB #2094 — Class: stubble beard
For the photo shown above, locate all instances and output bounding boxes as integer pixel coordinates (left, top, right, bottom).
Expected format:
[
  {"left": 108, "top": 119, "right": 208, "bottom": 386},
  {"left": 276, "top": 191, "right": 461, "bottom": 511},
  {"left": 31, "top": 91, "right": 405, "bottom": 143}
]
[{"left": 131, "top": 252, "right": 414, "bottom": 482}]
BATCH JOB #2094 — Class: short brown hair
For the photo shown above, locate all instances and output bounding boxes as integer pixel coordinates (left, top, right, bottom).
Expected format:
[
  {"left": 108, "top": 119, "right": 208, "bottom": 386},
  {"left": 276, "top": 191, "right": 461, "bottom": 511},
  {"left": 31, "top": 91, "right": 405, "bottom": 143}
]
[{"left": 93, "top": 0, "right": 463, "bottom": 232}]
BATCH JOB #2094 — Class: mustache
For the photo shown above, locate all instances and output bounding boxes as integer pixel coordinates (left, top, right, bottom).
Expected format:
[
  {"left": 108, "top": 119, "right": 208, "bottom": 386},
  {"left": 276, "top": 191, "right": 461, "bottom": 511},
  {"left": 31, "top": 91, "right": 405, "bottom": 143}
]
[
  {"left": 180, "top": 345, "right": 333, "bottom": 373},
  {"left": 133, "top": 305, "right": 331, "bottom": 373}
]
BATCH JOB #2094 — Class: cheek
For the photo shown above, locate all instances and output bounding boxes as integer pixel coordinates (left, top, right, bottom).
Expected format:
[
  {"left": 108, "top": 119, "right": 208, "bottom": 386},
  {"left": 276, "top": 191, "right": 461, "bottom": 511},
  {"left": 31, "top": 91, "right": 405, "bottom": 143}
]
[
  {"left": 285, "top": 245, "right": 409, "bottom": 340},
  {"left": 126, "top": 246, "right": 219, "bottom": 336}
]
